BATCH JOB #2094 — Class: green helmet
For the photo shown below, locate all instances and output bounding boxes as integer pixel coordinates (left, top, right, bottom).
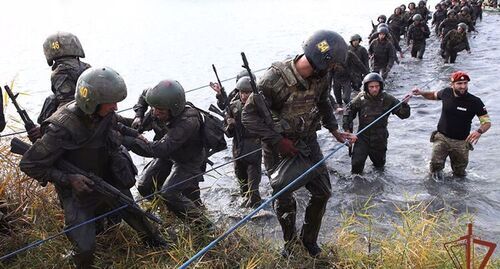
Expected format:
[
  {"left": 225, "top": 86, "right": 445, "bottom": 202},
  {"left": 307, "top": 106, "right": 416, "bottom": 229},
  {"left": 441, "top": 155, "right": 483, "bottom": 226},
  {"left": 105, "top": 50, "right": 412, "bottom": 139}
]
[
  {"left": 412, "top": 14, "right": 423, "bottom": 21},
  {"left": 43, "top": 32, "right": 85, "bottom": 66},
  {"left": 235, "top": 69, "right": 256, "bottom": 83},
  {"left": 145, "top": 80, "right": 186, "bottom": 117},
  {"left": 75, "top": 67, "right": 127, "bottom": 114},
  {"left": 235, "top": 77, "right": 253, "bottom": 92},
  {"left": 350, "top": 34, "right": 362, "bottom": 42}
]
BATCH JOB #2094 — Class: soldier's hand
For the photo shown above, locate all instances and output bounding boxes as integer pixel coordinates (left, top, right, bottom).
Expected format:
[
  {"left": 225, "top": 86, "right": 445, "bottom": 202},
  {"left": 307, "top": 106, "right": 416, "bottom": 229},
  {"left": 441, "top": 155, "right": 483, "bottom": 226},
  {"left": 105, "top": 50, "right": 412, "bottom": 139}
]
[
  {"left": 131, "top": 117, "right": 142, "bottom": 129},
  {"left": 27, "top": 125, "right": 42, "bottom": 142},
  {"left": 68, "top": 174, "right": 94, "bottom": 194},
  {"left": 226, "top": 117, "right": 236, "bottom": 128},
  {"left": 411, "top": 87, "right": 421, "bottom": 96},
  {"left": 332, "top": 130, "right": 357, "bottom": 145},
  {"left": 466, "top": 130, "right": 481, "bottom": 145},
  {"left": 277, "top": 138, "right": 298, "bottom": 157},
  {"left": 402, "top": 93, "right": 413, "bottom": 103},
  {"left": 209, "top": 82, "right": 222, "bottom": 94}
]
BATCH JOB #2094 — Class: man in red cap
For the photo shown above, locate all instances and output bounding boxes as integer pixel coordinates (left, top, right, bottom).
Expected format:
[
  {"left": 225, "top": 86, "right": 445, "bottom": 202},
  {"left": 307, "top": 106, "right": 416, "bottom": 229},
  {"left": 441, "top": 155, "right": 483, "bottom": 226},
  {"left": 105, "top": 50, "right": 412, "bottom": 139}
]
[{"left": 412, "top": 71, "right": 491, "bottom": 180}]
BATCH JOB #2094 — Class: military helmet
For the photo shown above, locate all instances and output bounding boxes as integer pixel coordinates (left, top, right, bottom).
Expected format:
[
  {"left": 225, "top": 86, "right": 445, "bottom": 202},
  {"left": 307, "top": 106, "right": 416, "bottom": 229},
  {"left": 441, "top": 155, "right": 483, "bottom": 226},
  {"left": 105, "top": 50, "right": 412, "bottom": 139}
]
[
  {"left": 302, "top": 30, "right": 348, "bottom": 72},
  {"left": 145, "top": 80, "right": 186, "bottom": 117},
  {"left": 362, "top": 72, "right": 384, "bottom": 91},
  {"left": 75, "top": 67, "right": 127, "bottom": 115},
  {"left": 378, "top": 27, "right": 390, "bottom": 34},
  {"left": 447, "top": 9, "right": 457, "bottom": 16},
  {"left": 350, "top": 34, "right": 362, "bottom": 42},
  {"left": 409, "top": 2, "right": 416, "bottom": 8},
  {"left": 377, "top": 15, "right": 387, "bottom": 22},
  {"left": 235, "top": 77, "right": 253, "bottom": 92},
  {"left": 377, "top": 23, "right": 389, "bottom": 30},
  {"left": 235, "top": 69, "right": 256, "bottom": 83},
  {"left": 412, "top": 14, "right": 423, "bottom": 21},
  {"left": 43, "top": 32, "right": 85, "bottom": 66},
  {"left": 457, "top": 22, "right": 468, "bottom": 31},
  {"left": 461, "top": 6, "right": 470, "bottom": 13},
  {"left": 418, "top": 0, "right": 426, "bottom": 7}
]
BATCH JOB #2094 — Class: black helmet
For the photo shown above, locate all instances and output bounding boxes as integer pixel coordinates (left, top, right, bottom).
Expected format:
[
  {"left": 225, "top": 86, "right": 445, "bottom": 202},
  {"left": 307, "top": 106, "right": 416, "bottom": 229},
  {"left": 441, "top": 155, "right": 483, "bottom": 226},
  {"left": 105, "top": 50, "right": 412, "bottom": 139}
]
[
  {"left": 412, "top": 14, "right": 423, "bottom": 21},
  {"left": 362, "top": 73, "right": 384, "bottom": 91},
  {"left": 378, "top": 15, "right": 387, "bottom": 22},
  {"left": 235, "top": 69, "right": 256, "bottom": 83},
  {"left": 145, "top": 80, "right": 186, "bottom": 117},
  {"left": 447, "top": 9, "right": 457, "bottom": 16},
  {"left": 43, "top": 32, "right": 85, "bottom": 66},
  {"left": 302, "top": 30, "right": 348, "bottom": 73},
  {"left": 350, "top": 34, "right": 362, "bottom": 42},
  {"left": 75, "top": 67, "right": 127, "bottom": 114},
  {"left": 461, "top": 6, "right": 470, "bottom": 13},
  {"left": 378, "top": 27, "right": 390, "bottom": 34},
  {"left": 418, "top": 0, "right": 426, "bottom": 7}
]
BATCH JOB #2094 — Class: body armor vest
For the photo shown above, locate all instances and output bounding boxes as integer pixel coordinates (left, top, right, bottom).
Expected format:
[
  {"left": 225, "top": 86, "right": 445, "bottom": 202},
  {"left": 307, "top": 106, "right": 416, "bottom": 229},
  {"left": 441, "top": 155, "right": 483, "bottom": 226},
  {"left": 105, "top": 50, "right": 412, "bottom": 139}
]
[{"left": 271, "top": 61, "right": 322, "bottom": 138}]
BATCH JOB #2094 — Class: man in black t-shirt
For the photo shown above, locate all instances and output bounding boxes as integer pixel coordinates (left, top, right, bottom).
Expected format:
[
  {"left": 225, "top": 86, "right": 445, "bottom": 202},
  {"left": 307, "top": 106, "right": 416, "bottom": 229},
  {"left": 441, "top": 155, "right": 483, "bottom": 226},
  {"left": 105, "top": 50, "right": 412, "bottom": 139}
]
[{"left": 412, "top": 71, "right": 491, "bottom": 179}]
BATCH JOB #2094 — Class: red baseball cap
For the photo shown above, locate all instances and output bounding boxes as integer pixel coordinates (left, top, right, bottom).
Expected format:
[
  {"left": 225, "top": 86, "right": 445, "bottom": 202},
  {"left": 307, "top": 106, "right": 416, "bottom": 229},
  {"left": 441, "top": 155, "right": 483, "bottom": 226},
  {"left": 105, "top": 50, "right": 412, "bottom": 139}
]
[{"left": 450, "top": 71, "right": 471, "bottom": 82}]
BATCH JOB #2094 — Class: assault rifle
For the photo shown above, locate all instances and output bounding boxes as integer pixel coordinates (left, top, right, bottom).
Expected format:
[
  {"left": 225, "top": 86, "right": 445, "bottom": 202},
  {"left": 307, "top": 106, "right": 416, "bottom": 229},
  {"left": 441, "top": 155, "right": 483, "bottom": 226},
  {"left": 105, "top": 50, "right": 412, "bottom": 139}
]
[
  {"left": 0, "top": 86, "right": 5, "bottom": 132},
  {"left": 212, "top": 64, "right": 229, "bottom": 110},
  {"left": 208, "top": 104, "right": 225, "bottom": 118},
  {"left": 10, "top": 137, "right": 163, "bottom": 225},
  {"left": 3, "top": 85, "right": 36, "bottom": 132},
  {"left": 240, "top": 52, "right": 275, "bottom": 128}
]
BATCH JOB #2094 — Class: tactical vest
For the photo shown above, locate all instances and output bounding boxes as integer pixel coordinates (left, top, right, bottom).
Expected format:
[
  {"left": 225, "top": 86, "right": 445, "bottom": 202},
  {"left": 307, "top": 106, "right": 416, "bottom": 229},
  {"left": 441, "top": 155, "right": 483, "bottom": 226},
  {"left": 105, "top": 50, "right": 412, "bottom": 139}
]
[
  {"left": 44, "top": 102, "right": 110, "bottom": 178},
  {"left": 356, "top": 92, "right": 393, "bottom": 129},
  {"left": 271, "top": 61, "right": 322, "bottom": 138}
]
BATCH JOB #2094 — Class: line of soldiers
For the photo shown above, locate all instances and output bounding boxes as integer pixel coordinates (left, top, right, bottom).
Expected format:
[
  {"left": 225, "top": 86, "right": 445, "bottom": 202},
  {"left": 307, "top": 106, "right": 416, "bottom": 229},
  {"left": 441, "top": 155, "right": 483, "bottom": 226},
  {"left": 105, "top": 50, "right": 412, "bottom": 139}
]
[{"left": 2, "top": 2, "right": 492, "bottom": 264}]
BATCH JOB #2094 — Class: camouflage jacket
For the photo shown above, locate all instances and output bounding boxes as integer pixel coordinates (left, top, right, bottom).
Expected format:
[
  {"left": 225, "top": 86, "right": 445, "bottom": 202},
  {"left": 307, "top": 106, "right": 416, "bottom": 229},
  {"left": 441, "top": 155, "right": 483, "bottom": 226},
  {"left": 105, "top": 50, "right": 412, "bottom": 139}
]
[
  {"left": 51, "top": 57, "right": 91, "bottom": 104},
  {"left": 241, "top": 55, "right": 338, "bottom": 146},
  {"left": 342, "top": 91, "right": 410, "bottom": 135}
]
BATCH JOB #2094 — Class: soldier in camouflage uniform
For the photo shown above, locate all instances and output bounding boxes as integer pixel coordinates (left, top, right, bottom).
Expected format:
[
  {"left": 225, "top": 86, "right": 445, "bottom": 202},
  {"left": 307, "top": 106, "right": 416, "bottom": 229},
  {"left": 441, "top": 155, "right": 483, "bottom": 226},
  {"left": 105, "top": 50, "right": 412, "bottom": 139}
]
[
  {"left": 124, "top": 80, "right": 211, "bottom": 228},
  {"left": 210, "top": 69, "right": 257, "bottom": 111},
  {"left": 348, "top": 34, "right": 369, "bottom": 92},
  {"left": 412, "top": 71, "right": 491, "bottom": 180},
  {"left": 28, "top": 32, "right": 91, "bottom": 142},
  {"left": 441, "top": 23, "right": 471, "bottom": 63},
  {"left": 368, "top": 27, "right": 396, "bottom": 79},
  {"left": 242, "top": 30, "right": 356, "bottom": 257},
  {"left": 458, "top": 6, "right": 475, "bottom": 32},
  {"left": 407, "top": 14, "right": 431, "bottom": 59},
  {"left": 432, "top": 3, "right": 447, "bottom": 35},
  {"left": 438, "top": 10, "right": 459, "bottom": 38},
  {"left": 20, "top": 67, "right": 166, "bottom": 269},
  {"left": 224, "top": 77, "right": 263, "bottom": 208},
  {"left": 330, "top": 50, "right": 369, "bottom": 110},
  {"left": 343, "top": 73, "right": 411, "bottom": 174}
]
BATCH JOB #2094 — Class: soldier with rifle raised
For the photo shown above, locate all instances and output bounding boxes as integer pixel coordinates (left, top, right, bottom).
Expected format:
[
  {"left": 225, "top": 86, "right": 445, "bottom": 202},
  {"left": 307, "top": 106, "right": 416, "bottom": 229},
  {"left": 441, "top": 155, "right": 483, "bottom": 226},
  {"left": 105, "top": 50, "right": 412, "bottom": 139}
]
[{"left": 17, "top": 66, "right": 167, "bottom": 268}]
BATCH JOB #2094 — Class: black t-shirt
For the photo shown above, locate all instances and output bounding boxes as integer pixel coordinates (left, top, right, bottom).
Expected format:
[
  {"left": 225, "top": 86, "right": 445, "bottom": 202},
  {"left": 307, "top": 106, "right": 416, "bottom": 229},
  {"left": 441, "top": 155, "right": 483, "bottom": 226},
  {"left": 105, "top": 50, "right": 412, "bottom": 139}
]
[{"left": 437, "top": 87, "right": 487, "bottom": 140}]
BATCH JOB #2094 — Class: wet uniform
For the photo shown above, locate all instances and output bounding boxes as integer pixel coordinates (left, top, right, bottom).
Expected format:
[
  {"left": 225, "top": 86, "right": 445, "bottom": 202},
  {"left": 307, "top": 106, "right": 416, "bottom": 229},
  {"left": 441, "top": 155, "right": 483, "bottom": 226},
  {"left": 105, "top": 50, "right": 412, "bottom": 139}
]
[
  {"left": 225, "top": 97, "right": 263, "bottom": 207},
  {"left": 343, "top": 91, "right": 410, "bottom": 173},
  {"left": 441, "top": 29, "right": 470, "bottom": 63},
  {"left": 430, "top": 87, "right": 487, "bottom": 176},
  {"left": 368, "top": 38, "right": 396, "bottom": 79},
  {"left": 20, "top": 102, "right": 161, "bottom": 268},
  {"left": 331, "top": 51, "right": 369, "bottom": 106},
  {"left": 38, "top": 57, "right": 91, "bottom": 124},
  {"left": 125, "top": 106, "right": 208, "bottom": 224},
  {"left": 407, "top": 21, "right": 430, "bottom": 59},
  {"left": 349, "top": 44, "right": 369, "bottom": 91},
  {"left": 242, "top": 55, "right": 339, "bottom": 250}
]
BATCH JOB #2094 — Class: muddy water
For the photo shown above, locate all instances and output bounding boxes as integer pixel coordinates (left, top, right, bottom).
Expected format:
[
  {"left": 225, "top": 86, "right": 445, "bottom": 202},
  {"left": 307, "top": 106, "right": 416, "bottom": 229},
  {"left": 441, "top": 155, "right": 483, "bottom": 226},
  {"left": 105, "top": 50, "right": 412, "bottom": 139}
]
[{"left": 1, "top": 0, "right": 498, "bottom": 251}]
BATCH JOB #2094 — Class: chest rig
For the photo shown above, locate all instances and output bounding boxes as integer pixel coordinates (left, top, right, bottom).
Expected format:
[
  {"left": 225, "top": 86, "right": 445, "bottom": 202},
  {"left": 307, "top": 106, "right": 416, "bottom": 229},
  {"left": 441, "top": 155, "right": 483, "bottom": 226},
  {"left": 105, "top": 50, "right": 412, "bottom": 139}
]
[{"left": 271, "top": 61, "right": 322, "bottom": 138}]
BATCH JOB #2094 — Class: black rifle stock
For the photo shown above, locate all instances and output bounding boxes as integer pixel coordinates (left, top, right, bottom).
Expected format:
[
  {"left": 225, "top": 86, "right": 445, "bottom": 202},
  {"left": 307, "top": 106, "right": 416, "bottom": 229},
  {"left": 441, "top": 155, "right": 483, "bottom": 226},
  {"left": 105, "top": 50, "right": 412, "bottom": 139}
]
[
  {"left": 0, "top": 86, "right": 5, "bottom": 132},
  {"left": 240, "top": 52, "right": 275, "bottom": 128},
  {"left": 10, "top": 137, "right": 163, "bottom": 225},
  {"left": 212, "top": 64, "right": 229, "bottom": 109},
  {"left": 3, "top": 85, "right": 36, "bottom": 131}
]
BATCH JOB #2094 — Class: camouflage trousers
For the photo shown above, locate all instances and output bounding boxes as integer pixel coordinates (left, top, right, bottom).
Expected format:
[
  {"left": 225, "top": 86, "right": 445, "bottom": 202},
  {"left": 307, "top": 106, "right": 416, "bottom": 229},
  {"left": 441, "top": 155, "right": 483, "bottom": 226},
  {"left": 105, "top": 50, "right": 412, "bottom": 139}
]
[{"left": 430, "top": 132, "right": 470, "bottom": 177}]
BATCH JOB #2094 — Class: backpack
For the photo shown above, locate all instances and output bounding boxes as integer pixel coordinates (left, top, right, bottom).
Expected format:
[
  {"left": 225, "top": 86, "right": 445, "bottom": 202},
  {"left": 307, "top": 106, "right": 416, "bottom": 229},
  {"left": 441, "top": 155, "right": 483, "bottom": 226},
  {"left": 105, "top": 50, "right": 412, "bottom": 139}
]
[{"left": 187, "top": 102, "right": 227, "bottom": 156}]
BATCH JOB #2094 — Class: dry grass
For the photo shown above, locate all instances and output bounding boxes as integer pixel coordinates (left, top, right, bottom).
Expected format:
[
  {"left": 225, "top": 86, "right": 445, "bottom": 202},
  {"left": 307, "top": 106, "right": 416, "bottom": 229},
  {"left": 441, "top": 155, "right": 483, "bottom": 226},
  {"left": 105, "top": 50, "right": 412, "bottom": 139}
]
[{"left": 0, "top": 139, "right": 498, "bottom": 268}]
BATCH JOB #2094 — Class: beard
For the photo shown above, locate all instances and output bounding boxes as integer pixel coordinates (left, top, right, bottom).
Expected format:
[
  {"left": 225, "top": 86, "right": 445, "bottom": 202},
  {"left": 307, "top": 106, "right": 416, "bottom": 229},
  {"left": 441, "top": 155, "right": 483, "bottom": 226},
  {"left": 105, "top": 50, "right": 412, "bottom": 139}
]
[{"left": 453, "top": 89, "right": 467, "bottom": 97}]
